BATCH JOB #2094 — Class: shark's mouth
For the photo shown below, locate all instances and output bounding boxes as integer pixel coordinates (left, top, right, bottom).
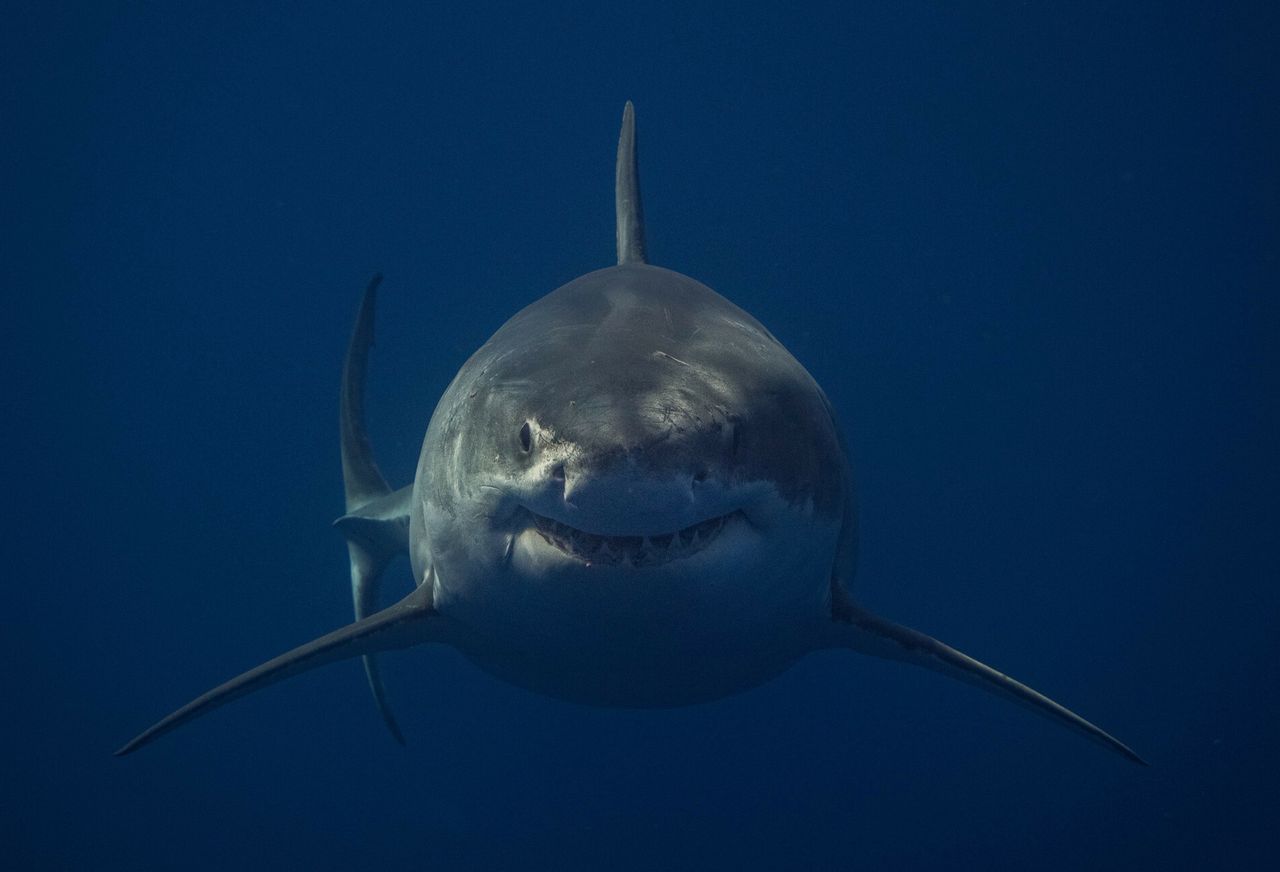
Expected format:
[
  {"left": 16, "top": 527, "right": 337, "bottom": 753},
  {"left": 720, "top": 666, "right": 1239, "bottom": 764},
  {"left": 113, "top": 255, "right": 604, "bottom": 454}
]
[{"left": 529, "top": 510, "right": 738, "bottom": 567}]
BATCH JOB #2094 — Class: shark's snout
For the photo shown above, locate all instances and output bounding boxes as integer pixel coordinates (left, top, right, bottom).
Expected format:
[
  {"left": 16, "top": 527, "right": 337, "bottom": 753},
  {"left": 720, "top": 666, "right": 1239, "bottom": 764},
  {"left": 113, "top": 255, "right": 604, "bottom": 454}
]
[
  {"left": 509, "top": 408, "right": 734, "bottom": 538},
  {"left": 522, "top": 450, "right": 704, "bottom": 537},
  {"left": 559, "top": 454, "right": 706, "bottom": 506}
]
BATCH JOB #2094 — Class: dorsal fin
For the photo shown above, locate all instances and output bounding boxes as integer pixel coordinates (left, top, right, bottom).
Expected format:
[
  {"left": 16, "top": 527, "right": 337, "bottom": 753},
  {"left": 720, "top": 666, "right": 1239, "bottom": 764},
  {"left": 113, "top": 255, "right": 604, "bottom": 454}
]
[{"left": 615, "top": 100, "right": 647, "bottom": 265}]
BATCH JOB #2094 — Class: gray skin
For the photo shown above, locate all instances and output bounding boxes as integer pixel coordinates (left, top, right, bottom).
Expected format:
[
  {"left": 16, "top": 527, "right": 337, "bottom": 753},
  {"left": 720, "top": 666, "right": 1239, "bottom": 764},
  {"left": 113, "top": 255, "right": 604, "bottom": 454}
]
[
  {"left": 414, "top": 262, "right": 850, "bottom": 707},
  {"left": 116, "top": 103, "right": 1145, "bottom": 765}
]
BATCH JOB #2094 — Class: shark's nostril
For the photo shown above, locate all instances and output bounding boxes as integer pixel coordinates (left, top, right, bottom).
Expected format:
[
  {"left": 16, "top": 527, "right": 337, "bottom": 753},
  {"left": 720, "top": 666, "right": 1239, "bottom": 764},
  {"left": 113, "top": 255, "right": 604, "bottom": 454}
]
[{"left": 551, "top": 463, "right": 565, "bottom": 481}]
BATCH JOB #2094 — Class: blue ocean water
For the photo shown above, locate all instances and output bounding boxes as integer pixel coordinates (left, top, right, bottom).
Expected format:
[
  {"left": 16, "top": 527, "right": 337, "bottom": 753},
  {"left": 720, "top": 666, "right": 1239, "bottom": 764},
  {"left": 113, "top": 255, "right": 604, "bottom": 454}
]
[{"left": 5, "top": 1, "right": 1277, "bottom": 868}]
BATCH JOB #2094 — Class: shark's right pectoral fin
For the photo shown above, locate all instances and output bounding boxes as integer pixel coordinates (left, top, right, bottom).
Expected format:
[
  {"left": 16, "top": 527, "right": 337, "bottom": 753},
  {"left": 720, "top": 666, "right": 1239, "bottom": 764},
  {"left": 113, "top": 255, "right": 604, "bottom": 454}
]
[
  {"left": 828, "top": 596, "right": 1147, "bottom": 766},
  {"left": 114, "top": 582, "right": 443, "bottom": 757}
]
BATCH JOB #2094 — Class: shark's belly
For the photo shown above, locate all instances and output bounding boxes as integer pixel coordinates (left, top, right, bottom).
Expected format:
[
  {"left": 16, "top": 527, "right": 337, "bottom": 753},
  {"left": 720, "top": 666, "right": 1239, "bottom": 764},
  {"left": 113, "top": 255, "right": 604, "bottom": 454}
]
[{"left": 455, "top": 635, "right": 809, "bottom": 707}]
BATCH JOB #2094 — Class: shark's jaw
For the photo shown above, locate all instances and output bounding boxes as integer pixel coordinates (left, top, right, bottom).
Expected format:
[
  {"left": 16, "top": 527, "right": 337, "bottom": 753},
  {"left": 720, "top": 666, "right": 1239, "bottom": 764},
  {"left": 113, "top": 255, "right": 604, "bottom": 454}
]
[
  {"left": 412, "top": 468, "right": 843, "bottom": 707},
  {"left": 525, "top": 508, "right": 741, "bottom": 568},
  {"left": 431, "top": 490, "right": 837, "bottom": 708}
]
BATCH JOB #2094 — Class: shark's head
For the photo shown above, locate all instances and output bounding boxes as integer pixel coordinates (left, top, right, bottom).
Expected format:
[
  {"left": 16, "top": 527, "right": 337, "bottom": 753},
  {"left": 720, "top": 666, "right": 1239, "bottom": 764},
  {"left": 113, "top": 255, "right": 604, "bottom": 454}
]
[{"left": 411, "top": 264, "right": 852, "bottom": 705}]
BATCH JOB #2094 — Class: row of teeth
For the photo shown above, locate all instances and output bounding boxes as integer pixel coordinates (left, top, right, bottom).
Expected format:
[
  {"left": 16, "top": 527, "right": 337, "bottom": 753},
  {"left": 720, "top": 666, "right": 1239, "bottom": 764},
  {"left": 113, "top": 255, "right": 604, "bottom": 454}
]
[{"left": 531, "top": 513, "right": 731, "bottom": 567}]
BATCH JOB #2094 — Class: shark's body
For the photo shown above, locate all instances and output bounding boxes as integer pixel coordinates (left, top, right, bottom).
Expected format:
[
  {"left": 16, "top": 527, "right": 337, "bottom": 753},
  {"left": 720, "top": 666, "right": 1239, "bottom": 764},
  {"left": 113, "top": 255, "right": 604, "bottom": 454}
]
[{"left": 117, "top": 104, "right": 1144, "bottom": 764}]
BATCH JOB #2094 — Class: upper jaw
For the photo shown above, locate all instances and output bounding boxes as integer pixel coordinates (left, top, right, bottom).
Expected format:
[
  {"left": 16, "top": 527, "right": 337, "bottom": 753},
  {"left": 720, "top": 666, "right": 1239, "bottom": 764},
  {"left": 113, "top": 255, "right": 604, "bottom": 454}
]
[
  {"left": 477, "top": 476, "right": 782, "bottom": 567},
  {"left": 505, "top": 468, "right": 759, "bottom": 536}
]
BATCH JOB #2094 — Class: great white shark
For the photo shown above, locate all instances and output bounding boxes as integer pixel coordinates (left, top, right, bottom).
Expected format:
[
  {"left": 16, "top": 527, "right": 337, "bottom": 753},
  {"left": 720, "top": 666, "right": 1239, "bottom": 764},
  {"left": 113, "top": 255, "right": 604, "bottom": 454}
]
[{"left": 117, "top": 103, "right": 1144, "bottom": 764}]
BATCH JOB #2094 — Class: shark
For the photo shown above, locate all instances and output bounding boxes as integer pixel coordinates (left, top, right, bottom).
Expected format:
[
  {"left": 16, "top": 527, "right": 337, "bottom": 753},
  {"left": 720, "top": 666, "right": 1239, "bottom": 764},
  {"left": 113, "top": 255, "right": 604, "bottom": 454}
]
[{"left": 116, "top": 102, "right": 1144, "bottom": 764}]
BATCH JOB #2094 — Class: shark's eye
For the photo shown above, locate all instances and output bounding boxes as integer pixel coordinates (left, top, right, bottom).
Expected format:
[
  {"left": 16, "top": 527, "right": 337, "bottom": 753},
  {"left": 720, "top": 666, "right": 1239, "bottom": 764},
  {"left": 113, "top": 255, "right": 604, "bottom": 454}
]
[{"left": 518, "top": 421, "right": 533, "bottom": 453}]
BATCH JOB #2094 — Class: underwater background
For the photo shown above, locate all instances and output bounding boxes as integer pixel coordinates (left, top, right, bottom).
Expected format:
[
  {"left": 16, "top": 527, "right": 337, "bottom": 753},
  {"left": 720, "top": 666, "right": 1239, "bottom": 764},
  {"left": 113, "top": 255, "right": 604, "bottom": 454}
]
[{"left": 5, "top": 1, "right": 1277, "bottom": 869}]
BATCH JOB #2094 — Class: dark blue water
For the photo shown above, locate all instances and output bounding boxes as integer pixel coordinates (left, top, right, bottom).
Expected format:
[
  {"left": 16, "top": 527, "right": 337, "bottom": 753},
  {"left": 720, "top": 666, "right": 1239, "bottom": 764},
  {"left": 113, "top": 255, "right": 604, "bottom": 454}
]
[{"left": 6, "top": 2, "right": 1277, "bottom": 868}]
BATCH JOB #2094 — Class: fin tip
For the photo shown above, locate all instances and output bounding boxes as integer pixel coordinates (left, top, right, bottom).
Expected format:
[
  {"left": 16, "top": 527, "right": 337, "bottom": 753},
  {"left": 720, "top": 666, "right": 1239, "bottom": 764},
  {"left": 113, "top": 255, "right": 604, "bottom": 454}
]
[{"left": 113, "top": 737, "right": 143, "bottom": 757}]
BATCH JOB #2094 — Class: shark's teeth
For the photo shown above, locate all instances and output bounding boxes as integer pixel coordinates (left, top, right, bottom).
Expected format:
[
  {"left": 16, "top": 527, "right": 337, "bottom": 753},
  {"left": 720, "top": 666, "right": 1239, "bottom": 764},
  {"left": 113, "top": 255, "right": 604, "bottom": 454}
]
[{"left": 529, "top": 511, "right": 734, "bottom": 567}]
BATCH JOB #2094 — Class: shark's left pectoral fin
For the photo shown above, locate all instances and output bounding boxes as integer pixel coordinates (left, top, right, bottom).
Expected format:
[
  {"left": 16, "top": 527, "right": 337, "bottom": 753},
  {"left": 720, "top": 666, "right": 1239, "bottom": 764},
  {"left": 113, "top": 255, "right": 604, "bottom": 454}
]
[
  {"left": 828, "top": 597, "right": 1147, "bottom": 765},
  {"left": 114, "top": 583, "right": 443, "bottom": 757}
]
